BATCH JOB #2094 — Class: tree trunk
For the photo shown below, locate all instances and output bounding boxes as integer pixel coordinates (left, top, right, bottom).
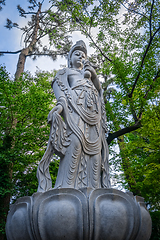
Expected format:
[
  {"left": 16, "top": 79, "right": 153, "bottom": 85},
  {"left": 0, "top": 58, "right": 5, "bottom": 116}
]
[
  {"left": 15, "top": 48, "right": 29, "bottom": 80},
  {"left": 14, "top": 3, "right": 41, "bottom": 80}
]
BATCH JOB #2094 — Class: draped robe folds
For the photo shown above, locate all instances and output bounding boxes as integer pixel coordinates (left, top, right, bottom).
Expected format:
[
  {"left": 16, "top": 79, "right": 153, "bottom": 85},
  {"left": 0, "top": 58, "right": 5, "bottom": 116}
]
[{"left": 51, "top": 68, "right": 111, "bottom": 189}]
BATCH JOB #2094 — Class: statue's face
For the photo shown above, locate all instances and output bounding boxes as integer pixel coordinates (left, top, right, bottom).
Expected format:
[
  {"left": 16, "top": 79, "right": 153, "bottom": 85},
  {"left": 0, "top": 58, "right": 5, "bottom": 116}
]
[{"left": 70, "top": 50, "right": 86, "bottom": 69}]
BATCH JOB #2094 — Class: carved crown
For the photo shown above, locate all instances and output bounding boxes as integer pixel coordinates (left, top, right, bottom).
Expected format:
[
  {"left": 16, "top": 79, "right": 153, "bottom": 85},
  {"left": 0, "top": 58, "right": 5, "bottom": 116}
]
[{"left": 69, "top": 40, "right": 87, "bottom": 57}]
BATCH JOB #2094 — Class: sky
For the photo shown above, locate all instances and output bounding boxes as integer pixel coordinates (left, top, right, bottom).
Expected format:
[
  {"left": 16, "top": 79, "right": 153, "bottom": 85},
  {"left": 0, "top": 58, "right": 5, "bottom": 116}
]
[{"left": 0, "top": 0, "right": 94, "bottom": 78}]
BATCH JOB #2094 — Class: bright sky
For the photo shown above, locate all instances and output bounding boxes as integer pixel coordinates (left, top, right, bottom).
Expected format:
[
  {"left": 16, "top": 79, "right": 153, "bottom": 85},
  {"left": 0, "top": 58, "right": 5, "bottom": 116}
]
[{"left": 0, "top": 0, "right": 94, "bottom": 78}]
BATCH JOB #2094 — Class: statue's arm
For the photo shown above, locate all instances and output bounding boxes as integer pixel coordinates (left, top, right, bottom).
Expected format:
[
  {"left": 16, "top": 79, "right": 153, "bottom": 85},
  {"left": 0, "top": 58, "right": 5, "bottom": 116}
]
[
  {"left": 48, "top": 104, "right": 63, "bottom": 124},
  {"left": 48, "top": 70, "right": 67, "bottom": 123},
  {"left": 92, "top": 75, "right": 101, "bottom": 92}
]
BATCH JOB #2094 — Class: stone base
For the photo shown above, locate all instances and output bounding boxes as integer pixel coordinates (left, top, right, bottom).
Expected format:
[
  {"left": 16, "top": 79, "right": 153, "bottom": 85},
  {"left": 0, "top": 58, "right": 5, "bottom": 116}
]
[{"left": 6, "top": 188, "right": 152, "bottom": 240}]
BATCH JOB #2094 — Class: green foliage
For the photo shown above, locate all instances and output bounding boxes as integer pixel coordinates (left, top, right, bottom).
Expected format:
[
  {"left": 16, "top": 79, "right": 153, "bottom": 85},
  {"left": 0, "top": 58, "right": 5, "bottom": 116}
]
[
  {"left": 118, "top": 105, "right": 160, "bottom": 208},
  {"left": 0, "top": 66, "right": 59, "bottom": 236},
  {"left": 150, "top": 211, "right": 160, "bottom": 239},
  {"left": 110, "top": 104, "right": 160, "bottom": 238}
]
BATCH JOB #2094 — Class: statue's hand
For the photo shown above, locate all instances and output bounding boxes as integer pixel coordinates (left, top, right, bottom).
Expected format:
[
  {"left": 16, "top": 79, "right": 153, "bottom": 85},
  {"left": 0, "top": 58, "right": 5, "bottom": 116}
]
[
  {"left": 84, "top": 60, "right": 101, "bottom": 92},
  {"left": 47, "top": 105, "right": 63, "bottom": 124},
  {"left": 84, "top": 61, "right": 97, "bottom": 80}
]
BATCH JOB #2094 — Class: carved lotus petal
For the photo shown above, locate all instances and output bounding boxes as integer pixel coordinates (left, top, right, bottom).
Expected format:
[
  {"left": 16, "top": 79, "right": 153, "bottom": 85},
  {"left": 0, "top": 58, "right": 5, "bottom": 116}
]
[{"left": 6, "top": 188, "right": 152, "bottom": 240}]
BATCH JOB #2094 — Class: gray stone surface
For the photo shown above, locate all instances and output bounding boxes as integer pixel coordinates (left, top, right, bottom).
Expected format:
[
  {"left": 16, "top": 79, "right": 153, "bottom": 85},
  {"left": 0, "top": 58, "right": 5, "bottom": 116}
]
[
  {"left": 37, "top": 40, "right": 110, "bottom": 192},
  {"left": 6, "top": 188, "right": 152, "bottom": 240},
  {"left": 6, "top": 41, "right": 152, "bottom": 240}
]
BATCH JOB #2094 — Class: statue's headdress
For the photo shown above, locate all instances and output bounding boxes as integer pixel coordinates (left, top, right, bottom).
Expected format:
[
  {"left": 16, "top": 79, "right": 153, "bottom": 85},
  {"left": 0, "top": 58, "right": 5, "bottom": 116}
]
[{"left": 68, "top": 40, "right": 87, "bottom": 67}]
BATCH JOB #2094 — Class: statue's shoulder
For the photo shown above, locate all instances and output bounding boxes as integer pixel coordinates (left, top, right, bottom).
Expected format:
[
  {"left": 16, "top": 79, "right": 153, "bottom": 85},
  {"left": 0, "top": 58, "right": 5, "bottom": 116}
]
[
  {"left": 56, "top": 68, "right": 68, "bottom": 76},
  {"left": 52, "top": 68, "right": 68, "bottom": 87}
]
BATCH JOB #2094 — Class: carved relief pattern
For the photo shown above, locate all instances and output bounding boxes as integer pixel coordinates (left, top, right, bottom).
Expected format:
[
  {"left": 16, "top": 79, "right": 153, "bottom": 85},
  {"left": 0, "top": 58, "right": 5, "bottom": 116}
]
[
  {"left": 77, "top": 152, "right": 87, "bottom": 188},
  {"left": 66, "top": 145, "right": 81, "bottom": 186},
  {"left": 91, "top": 155, "right": 100, "bottom": 189},
  {"left": 37, "top": 111, "right": 70, "bottom": 192},
  {"left": 50, "top": 111, "right": 70, "bottom": 156}
]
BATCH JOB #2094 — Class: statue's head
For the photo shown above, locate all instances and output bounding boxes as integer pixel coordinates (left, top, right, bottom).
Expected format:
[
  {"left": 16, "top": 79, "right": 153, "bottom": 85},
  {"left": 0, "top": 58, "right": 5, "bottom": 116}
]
[{"left": 68, "top": 40, "right": 87, "bottom": 68}]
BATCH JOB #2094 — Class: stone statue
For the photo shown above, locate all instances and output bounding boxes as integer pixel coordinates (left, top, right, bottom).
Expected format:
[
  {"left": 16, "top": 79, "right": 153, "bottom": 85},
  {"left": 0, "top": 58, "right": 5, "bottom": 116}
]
[
  {"left": 37, "top": 40, "right": 110, "bottom": 192},
  {"left": 6, "top": 41, "right": 152, "bottom": 240}
]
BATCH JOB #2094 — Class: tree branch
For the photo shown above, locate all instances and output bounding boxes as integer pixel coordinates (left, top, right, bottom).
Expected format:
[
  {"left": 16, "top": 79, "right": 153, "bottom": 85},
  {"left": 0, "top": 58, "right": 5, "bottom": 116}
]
[
  {"left": 85, "top": 30, "right": 112, "bottom": 62},
  {"left": 149, "top": 0, "right": 155, "bottom": 38},
  {"left": 0, "top": 50, "right": 22, "bottom": 55},
  {"left": 79, "top": 23, "right": 112, "bottom": 62},
  {"left": 138, "top": 69, "right": 160, "bottom": 120},
  {"left": 111, "top": 60, "right": 139, "bottom": 122},
  {"left": 15, "top": 3, "right": 42, "bottom": 80},
  {"left": 144, "top": 69, "right": 160, "bottom": 100},
  {"left": 40, "top": 4, "right": 54, "bottom": 20},
  {"left": 90, "top": 0, "right": 102, "bottom": 29},
  {"left": 22, "top": 11, "right": 47, "bottom": 15},
  {"left": 130, "top": 99, "right": 139, "bottom": 122},
  {"left": 121, "top": 2, "right": 149, "bottom": 21},
  {"left": 27, "top": 52, "right": 68, "bottom": 57},
  {"left": 152, "top": 25, "right": 160, "bottom": 38},
  {"left": 128, "top": 39, "right": 152, "bottom": 98},
  {"left": 107, "top": 121, "right": 141, "bottom": 145},
  {"left": 67, "top": 4, "right": 112, "bottom": 63},
  {"left": 21, "top": 11, "right": 37, "bottom": 15},
  {"left": 128, "top": 25, "right": 160, "bottom": 98}
]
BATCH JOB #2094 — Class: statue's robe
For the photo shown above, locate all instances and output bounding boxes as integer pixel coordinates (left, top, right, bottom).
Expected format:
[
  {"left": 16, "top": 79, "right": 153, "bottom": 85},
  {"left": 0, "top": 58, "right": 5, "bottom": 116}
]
[{"left": 51, "top": 68, "right": 111, "bottom": 189}]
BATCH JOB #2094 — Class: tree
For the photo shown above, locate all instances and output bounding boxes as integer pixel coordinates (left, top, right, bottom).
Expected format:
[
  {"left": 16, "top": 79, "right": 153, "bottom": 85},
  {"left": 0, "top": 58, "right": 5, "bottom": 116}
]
[
  {"left": 115, "top": 103, "right": 160, "bottom": 238},
  {"left": 0, "top": 0, "right": 72, "bottom": 79},
  {"left": 117, "top": 103, "right": 160, "bottom": 202},
  {"left": 0, "top": 66, "right": 59, "bottom": 239}
]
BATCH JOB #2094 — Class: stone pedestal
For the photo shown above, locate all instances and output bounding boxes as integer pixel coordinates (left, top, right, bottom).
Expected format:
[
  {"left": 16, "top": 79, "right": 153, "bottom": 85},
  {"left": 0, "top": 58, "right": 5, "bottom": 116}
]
[{"left": 6, "top": 188, "right": 152, "bottom": 240}]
